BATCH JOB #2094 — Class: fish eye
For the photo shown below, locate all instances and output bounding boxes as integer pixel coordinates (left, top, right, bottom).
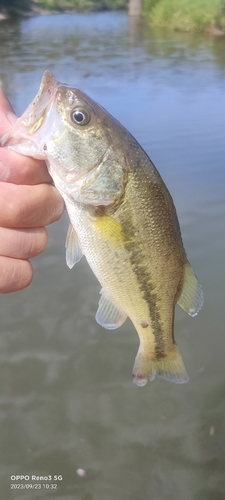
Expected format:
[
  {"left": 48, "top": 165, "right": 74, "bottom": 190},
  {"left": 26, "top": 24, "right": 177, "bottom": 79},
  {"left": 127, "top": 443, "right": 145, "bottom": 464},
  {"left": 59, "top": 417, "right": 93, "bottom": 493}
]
[{"left": 71, "top": 107, "right": 91, "bottom": 126}]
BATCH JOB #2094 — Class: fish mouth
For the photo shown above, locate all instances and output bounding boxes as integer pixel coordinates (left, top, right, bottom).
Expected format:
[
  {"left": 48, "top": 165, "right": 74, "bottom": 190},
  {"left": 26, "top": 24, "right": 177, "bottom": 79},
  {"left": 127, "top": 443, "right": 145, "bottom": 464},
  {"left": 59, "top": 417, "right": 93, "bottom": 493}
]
[
  {"left": 20, "top": 71, "right": 59, "bottom": 131},
  {"left": 0, "top": 71, "right": 60, "bottom": 153}
]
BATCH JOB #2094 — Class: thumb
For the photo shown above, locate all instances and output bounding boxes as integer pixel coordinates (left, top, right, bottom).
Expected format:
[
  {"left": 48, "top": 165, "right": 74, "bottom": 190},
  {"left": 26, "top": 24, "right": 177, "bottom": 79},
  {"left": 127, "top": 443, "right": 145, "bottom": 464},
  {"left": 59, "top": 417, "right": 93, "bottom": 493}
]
[{"left": 0, "top": 89, "right": 17, "bottom": 136}]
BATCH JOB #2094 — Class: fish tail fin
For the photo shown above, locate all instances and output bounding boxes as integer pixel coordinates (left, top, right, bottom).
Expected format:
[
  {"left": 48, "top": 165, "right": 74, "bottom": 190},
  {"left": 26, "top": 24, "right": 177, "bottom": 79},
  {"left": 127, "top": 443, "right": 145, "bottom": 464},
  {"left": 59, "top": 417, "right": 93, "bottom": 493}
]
[{"left": 132, "top": 344, "right": 189, "bottom": 387}]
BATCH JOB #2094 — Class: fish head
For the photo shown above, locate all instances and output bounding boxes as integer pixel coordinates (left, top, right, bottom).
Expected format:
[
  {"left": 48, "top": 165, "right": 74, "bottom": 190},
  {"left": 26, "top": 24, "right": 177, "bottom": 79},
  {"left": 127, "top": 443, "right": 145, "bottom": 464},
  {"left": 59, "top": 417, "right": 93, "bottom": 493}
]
[{"left": 1, "top": 71, "right": 128, "bottom": 205}]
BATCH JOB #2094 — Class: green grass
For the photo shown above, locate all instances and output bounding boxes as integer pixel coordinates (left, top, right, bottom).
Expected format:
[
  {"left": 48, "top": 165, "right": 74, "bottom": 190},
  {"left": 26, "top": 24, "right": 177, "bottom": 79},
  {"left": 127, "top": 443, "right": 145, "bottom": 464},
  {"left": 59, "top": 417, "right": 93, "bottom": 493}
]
[{"left": 143, "top": 0, "right": 225, "bottom": 32}]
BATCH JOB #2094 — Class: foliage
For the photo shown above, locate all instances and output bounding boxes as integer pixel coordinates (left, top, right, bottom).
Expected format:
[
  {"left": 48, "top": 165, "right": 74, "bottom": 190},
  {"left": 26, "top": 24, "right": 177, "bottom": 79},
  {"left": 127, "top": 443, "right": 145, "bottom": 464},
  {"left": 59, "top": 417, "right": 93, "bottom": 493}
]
[
  {"left": 0, "top": 0, "right": 30, "bottom": 13},
  {"left": 1, "top": 0, "right": 224, "bottom": 31},
  {"left": 143, "top": 0, "right": 225, "bottom": 31},
  {"left": 0, "top": 0, "right": 28, "bottom": 5},
  {"left": 33, "top": 0, "right": 127, "bottom": 11},
  {"left": 0, "top": 0, "right": 127, "bottom": 16}
]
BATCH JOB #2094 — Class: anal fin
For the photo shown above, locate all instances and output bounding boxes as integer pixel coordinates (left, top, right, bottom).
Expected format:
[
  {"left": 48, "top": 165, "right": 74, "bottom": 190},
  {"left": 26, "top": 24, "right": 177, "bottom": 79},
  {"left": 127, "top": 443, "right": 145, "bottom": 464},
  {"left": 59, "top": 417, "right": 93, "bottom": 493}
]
[
  {"left": 177, "top": 261, "right": 204, "bottom": 317},
  {"left": 95, "top": 290, "right": 127, "bottom": 330},
  {"left": 132, "top": 344, "right": 189, "bottom": 387}
]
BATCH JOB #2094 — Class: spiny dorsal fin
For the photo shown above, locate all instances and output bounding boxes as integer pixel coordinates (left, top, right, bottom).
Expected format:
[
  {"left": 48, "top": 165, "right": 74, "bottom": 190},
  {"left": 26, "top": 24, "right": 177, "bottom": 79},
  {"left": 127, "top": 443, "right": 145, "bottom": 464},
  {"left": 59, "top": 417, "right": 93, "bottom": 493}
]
[{"left": 177, "top": 261, "right": 204, "bottom": 317}]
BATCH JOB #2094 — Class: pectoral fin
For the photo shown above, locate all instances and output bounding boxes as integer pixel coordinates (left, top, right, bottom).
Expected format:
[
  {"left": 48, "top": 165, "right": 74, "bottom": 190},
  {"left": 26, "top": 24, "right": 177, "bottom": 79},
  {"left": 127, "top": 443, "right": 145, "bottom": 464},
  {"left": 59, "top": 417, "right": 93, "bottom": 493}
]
[
  {"left": 65, "top": 223, "right": 83, "bottom": 269},
  {"left": 95, "top": 290, "right": 127, "bottom": 330},
  {"left": 177, "top": 261, "right": 204, "bottom": 317}
]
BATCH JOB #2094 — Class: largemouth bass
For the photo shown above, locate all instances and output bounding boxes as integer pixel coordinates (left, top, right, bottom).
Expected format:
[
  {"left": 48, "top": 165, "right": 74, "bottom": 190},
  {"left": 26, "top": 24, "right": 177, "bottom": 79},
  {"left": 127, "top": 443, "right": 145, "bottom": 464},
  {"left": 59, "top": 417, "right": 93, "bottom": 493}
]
[{"left": 1, "top": 71, "right": 204, "bottom": 386}]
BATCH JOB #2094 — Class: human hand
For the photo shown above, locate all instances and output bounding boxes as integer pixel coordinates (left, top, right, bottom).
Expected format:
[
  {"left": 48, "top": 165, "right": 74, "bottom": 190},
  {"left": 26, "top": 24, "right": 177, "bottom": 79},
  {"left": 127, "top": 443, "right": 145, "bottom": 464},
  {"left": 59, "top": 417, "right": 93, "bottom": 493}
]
[{"left": 0, "top": 89, "right": 64, "bottom": 293}]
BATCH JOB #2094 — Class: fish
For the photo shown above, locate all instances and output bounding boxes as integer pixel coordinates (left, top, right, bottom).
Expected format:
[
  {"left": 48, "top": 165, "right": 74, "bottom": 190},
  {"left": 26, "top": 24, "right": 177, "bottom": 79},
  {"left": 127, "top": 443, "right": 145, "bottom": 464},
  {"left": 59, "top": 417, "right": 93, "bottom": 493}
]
[{"left": 0, "top": 71, "right": 204, "bottom": 386}]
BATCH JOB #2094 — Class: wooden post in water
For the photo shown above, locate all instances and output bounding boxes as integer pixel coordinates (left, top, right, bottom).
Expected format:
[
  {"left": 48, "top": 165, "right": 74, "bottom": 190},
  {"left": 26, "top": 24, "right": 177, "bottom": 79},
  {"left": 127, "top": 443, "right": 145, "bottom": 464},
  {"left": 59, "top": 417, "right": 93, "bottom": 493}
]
[{"left": 128, "top": 0, "right": 143, "bottom": 16}]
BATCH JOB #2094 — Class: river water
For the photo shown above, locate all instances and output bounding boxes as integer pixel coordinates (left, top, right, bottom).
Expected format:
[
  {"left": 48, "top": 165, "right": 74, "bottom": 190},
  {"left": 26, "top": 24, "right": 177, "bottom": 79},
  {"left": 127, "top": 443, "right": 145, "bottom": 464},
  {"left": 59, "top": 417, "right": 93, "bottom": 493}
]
[{"left": 0, "top": 11, "right": 224, "bottom": 500}]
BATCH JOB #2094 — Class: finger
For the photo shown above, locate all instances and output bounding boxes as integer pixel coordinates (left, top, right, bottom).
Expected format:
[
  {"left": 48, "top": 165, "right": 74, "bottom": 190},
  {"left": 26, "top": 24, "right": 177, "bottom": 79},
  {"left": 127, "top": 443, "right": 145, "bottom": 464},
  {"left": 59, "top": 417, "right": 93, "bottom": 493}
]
[
  {"left": 0, "top": 227, "right": 48, "bottom": 259},
  {"left": 0, "top": 182, "right": 65, "bottom": 227},
  {"left": 0, "top": 148, "right": 52, "bottom": 184},
  {"left": 0, "top": 256, "right": 33, "bottom": 293}
]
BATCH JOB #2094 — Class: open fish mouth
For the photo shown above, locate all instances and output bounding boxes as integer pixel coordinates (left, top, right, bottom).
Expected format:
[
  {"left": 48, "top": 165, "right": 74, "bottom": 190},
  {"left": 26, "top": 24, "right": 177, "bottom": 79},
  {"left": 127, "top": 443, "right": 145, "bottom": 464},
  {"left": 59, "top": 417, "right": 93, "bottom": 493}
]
[
  {"left": 22, "top": 71, "right": 59, "bottom": 133},
  {"left": 0, "top": 71, "right": 60, "bottom": 156}
]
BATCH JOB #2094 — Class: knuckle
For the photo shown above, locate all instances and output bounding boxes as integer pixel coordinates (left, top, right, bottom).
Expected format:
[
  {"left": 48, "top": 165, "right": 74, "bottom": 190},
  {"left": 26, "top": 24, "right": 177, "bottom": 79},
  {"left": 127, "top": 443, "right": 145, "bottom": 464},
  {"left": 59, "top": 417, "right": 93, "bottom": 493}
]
[
  {"left": 0, "top": 227, "right": 48, "bottom": 259},
  {"left": 8, "top": 199, "right": 27, "bottom": 224},
  {"left": 42, "top": 186, "right": 65, "bottom": 225},
  {"left": 0, "top": 183, "right": 64, "bottom": 228},
  {"left": 28, "top": 227, "right": 48, "bottom": 257}
]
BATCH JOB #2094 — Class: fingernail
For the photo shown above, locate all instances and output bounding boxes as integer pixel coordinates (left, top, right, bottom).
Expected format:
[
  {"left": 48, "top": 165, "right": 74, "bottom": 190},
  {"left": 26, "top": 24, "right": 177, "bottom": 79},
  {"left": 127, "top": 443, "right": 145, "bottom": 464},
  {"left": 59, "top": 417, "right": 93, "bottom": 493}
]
[{"left": 0, "top": 161, "right": 9, "bottom": 181}]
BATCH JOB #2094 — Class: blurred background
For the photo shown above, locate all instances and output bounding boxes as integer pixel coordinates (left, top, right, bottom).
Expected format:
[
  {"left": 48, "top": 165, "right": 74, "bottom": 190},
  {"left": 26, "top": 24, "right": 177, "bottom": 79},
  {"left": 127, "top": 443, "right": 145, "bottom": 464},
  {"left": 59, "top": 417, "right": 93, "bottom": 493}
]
[{"left": 0, "top": 3, "right": 224, "bottom": 500}]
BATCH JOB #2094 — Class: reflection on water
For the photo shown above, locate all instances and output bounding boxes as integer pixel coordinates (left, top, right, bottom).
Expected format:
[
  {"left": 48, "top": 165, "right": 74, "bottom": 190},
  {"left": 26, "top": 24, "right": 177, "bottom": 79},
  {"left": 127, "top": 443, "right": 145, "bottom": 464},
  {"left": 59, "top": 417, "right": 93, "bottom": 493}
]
[{"left": 0, "top": 11, "right": 224, "bottom": 500}]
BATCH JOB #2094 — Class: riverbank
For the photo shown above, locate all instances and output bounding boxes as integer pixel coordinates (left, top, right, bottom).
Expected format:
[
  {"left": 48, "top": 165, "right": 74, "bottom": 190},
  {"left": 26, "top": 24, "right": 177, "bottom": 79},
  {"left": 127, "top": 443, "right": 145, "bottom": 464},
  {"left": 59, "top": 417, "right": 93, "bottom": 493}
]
[
  {"left": 143, "top": 0, "right": 225, "bottom": 34},
  {"left": 0, "top": 0, "right": 127, "bottom": 20},
  {"left": 0, "top": 0, "right": 224, "bottom": 35}
]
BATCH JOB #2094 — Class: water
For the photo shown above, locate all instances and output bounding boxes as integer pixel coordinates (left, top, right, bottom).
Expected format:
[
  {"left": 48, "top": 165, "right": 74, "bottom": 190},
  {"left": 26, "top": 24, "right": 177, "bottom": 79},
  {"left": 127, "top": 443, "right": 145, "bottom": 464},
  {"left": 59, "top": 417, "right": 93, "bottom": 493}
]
[{"left": 0, "top": 11, "right": 224, "bottom": 500}]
